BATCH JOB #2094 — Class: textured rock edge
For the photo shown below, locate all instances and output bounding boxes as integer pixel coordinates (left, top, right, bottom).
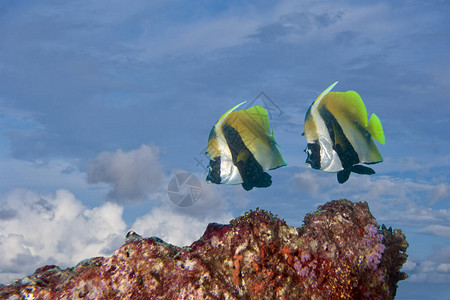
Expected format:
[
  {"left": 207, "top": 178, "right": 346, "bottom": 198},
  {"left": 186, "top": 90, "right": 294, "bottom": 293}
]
[{"left": 0, "top": 199, "right": 408, "bottom": 299}]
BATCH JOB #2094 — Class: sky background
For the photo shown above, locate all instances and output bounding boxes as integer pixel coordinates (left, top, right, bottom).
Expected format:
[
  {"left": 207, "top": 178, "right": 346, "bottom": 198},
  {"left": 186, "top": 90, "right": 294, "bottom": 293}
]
[{"left": 0, "top": 1, "right": 449, "bottom": 298}]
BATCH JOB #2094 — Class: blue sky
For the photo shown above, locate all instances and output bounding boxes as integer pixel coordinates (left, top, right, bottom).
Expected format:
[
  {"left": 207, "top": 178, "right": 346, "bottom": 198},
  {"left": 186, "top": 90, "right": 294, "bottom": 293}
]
[{"left": 0, "top": 1, "right": 449, "bottom": 298}]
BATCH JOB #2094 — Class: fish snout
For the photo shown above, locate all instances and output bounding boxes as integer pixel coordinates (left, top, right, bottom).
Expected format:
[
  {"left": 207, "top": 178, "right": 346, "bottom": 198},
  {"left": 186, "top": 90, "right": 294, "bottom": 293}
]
[{"left": 305, "top": 142, "right": 321, "bottom": 170}]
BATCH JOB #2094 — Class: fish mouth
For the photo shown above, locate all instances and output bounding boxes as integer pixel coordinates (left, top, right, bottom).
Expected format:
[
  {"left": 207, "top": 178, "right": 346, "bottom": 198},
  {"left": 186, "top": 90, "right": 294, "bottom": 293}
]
[
  {"left": 304, "top": 142, "right": 321, "bottom": 170},
  {"left": 305, "top": 158, "right": 319, "bottom": 170},
  {"left": 206, "top": 157, "right": 221, "bottom": 184},
  {"left": 206, "top": 170, "right": 220, "bottom": 184}
]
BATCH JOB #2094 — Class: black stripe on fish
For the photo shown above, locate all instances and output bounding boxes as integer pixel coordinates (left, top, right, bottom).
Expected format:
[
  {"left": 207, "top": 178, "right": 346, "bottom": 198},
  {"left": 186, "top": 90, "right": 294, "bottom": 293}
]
[
  {"left": 318, "top": 106, "right": 359, "bottom": 170},
  {"left": 221, "top": 124, "right": 271, "bottom": 190}
]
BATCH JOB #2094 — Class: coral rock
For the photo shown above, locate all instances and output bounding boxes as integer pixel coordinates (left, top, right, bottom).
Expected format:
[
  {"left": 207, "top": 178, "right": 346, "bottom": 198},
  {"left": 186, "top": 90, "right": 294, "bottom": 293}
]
[{"left": 1, "top": 199, "right": 408, "bottom": 299}]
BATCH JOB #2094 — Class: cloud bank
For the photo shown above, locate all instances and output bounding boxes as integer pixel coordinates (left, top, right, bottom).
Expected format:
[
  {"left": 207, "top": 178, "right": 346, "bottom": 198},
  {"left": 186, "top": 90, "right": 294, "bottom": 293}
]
[
  {"left": 0, "top": 189, "right": 126, "bottom": 284},
  {"left": 0, "top": 181, "right": 234, "bottom": 284},
  {"left": 87, "top": 145, "right": 163, "bottom": 203},
  {"left": 132, "top": 178, "right": 234, "bottom": 246},
  {"left": 0, "top": 141, "right": 235, "bottom": 284}
]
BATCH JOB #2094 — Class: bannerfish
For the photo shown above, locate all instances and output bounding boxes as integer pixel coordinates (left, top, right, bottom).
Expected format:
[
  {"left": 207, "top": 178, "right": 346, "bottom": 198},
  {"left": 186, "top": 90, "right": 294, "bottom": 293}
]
[
  {"left": 303, "top": 82, "right": 385, "bottom": 184},
  {"left": 206, "top": 102, "right": 286, "bottom": 191}
]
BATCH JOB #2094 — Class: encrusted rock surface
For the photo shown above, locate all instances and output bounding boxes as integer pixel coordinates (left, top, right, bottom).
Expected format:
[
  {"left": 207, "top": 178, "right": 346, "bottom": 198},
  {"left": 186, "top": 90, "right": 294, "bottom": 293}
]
[{"left": 1, "top": 199, "right": 408, "bottom": 299}]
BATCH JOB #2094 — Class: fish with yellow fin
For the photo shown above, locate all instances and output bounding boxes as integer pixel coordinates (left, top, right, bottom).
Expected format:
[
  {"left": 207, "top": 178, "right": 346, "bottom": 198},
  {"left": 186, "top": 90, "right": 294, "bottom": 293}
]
[
  {"left": 206, "top": 102, "right": 286, "bottom": 191},
  {"left": 303, "top": 82, "right": 385, "bottom": 183}
]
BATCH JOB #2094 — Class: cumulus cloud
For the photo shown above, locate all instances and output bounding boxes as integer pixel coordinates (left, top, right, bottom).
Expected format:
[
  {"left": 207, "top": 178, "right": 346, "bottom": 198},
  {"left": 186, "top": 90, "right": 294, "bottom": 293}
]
[
  {"left": 292, "top": 169, "right": 334, "bottom": 196},
  {"left": 407, "top": 246, "right": 450, "bottom": 283},
  {"left": 437, "top": 263, "right": 450, "bottom": 273},
  {"left": 291, "top": 170, "right": 450, "bottom": 286},
  {"left": 132, "top": 206, "right": 231, "bottom": 247},
  {"left": 429, "top": 183, "right": 449, "bottom": 205},
  {"left": 131, "top": 174, "right": 234, "bottom": 246},
  {"left": 419, "top": 225, "right": 450, "bottom": 238},
  {"left": 249, "top": 11, "right": 342, "bottom": 43},
  {"left": 292, "top": 171, "right": 449, "bottom": 220},
  {"left": 87, "top": 145, "right": 163, "bottom": 203},
  {"left": 0, "top": 189, "right": 126, "bottom": 284},
  {"left": 0, "top": 179, "right": 234, "bottom": 284}
]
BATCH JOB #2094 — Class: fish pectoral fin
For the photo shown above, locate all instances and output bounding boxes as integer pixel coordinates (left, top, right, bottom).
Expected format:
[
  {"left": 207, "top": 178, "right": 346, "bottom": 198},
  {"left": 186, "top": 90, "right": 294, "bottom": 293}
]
[
  {"left": 236, "top": 149, "right": 250, "bottom": 163},
  {"left": 351, "top": 165, "right": 375, "bottom": 175},
  {"left": 337, "top": 169, "right": 351, "bottom": 184}
]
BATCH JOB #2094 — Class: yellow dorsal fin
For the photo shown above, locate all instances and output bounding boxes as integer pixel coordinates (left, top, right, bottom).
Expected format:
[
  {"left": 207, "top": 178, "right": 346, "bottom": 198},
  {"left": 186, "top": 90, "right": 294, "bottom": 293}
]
[
  {"left": 241, "top": 105, "right": 271, "bottom": 134},
  {"left": 314, "top": 81, "right": 339, "bottom": 104},
  {"left": 367, "top": 113, "right": 385, "bottom": 144},
  {"left": 225, "top": 105, "right": 271, "bottom": 137},
  {"left": 225, "top": 105, "right": 286, "bottom": 170},
  {"left": 322, "top": 90, "right": 368, "bottom": 127}
]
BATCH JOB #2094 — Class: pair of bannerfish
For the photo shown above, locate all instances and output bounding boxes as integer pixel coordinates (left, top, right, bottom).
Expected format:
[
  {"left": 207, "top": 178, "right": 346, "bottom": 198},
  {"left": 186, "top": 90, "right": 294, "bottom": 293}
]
[{"left": 206, "top": 82, "right": 385, "bottom": 190}]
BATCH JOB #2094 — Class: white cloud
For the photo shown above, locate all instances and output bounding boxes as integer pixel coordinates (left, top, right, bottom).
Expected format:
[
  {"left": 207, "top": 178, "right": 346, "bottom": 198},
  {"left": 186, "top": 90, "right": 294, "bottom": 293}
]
[
  {"left": 408, "top": 246, "right": 450, "bottom": 283},
  {"left": 437, "top": 263, "right": 450, "bottom": 273},
  {"left": 131, "top": 206, "right": 226, "bottom": 247},
  {"left": 0, "top": 179, "right": 234, "bottom": 284},
  {"left": 87, "top": 145, "right": 163, "bottom": 203},
  {"left": 402, "top": 260, "right": 417, "bottom": 272},
  {"left": 132, "top": 175, "right": 233, "bottom": 246},
  {"left": 379, "top": 155, "right": 450, "bottom": 174},
  {"left": 429, "top": 183, "right": 449, "bottom": 205},
  {"left": 294, "top": 172, "right": 450, "bottom": 285},
  {"left": 291, "top": 171, "right": 450, "bottom": 230},
  {"left": 0, "top": 188, "right": 126, "bottom": 284},
  {"left": 419, "top": 225, "right": 450, "bottom": 238},
  {"left": 292, "top": 170, "right": 321, "bottom": 195}
]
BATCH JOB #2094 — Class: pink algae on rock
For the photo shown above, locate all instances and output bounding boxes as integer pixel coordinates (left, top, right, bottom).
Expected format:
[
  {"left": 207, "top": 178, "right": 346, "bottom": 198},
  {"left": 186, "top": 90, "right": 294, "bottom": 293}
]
[{"left": 0, "top": 199, "right": 408, "bottom": 299}]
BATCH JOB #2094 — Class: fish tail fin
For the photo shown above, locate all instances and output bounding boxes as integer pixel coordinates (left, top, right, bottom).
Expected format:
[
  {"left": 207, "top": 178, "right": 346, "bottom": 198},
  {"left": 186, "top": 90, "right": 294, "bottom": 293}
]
[
  {"left": 367, "top": 113, "right": 385, "bottom": 144},
  {"left": 270, "top": 129, "right": 285, "bottom": 153}
]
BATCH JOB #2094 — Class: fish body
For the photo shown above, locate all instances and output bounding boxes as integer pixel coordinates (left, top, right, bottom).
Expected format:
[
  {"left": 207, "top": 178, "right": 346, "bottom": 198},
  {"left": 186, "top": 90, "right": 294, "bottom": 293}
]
[
  {"left": 206, "top": 102, "right": 286, "bottom": 191},
  {"left": 303, "top": 82, "right": 385, "bottom": 183}
]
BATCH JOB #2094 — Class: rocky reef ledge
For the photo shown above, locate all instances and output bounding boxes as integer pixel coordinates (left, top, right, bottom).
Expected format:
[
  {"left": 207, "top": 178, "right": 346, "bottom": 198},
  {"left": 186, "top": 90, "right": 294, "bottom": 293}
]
[{"left": 1, "top": 199, "right": 408, "bottom": 299}]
